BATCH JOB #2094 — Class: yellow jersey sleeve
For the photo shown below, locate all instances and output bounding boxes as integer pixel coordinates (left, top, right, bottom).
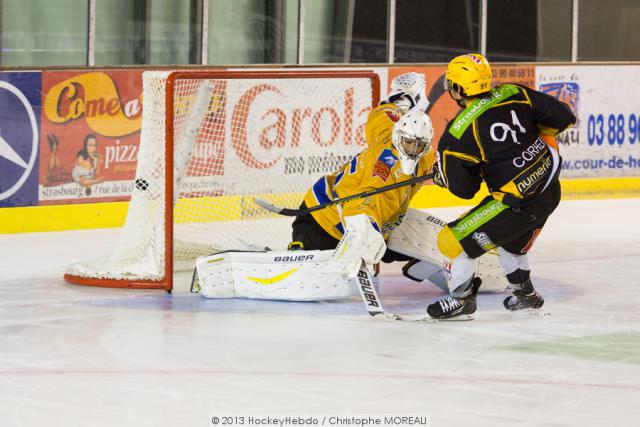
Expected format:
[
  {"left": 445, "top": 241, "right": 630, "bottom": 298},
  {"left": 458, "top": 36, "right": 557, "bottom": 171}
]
[{"left": 365, "top": 103, "right": 402, "bottom": 147}]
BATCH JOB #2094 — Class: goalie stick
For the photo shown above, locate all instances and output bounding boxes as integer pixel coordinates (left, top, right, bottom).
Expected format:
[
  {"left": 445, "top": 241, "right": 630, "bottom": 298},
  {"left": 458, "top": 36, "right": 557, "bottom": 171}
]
[
  {"left": 424, "top": 73, "right": 447, "bottom": 115},
  {"left": 354, "top": 261, "right": 434, "bottom": 323},
  {"left": 255, "top": 172, "right": 434, "bottom": 216}
]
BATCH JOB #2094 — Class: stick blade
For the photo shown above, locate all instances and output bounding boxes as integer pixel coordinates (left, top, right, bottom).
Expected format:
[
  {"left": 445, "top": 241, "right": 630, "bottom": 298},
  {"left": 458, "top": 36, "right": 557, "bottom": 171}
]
[
  {"left": 253, "top": 197, "right": 284, "bottom": 214},
  {"left": 253, "top": 198, "right": 302, "bottom": 216}
]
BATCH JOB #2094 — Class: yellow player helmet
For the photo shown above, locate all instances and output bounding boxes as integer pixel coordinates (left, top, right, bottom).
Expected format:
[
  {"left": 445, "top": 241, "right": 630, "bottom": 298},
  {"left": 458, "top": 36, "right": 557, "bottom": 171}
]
[{"left": 445, "top": 53, "right": 492, "bottom": 97}]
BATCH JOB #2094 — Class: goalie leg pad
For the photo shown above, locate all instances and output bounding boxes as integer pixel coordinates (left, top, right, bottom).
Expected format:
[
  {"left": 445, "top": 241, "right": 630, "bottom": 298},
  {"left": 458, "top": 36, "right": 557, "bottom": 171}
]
[
  {"left": 476, "top": 250, "right": 509, "bottom": 293},
  {"left": 387, "top": 208, "right": 446, "bottom": 263},
  {"left": 195, "top": 250, "right": 354, "bottom": 301},
  {"left": 388, "top": 208, "right": 507, "bottom": 293}
]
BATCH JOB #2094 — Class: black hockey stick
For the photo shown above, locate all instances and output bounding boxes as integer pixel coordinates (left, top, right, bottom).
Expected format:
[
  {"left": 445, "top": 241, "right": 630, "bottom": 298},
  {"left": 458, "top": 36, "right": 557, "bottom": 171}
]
[
  {"left": 254, "top": 172, "right": 434, "bottom": 216},
  {"left": 354, "top": 261, "right": 434, "bottom": 322},
  {"left": 425, "top": 73, "right": 447, "bottom": 114}
]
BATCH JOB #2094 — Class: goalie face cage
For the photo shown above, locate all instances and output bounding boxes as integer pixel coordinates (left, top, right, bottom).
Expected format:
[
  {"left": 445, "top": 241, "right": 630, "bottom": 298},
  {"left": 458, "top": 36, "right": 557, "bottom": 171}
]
[{"left": 64, "top": 70, "right": 380, "bottom": 291}]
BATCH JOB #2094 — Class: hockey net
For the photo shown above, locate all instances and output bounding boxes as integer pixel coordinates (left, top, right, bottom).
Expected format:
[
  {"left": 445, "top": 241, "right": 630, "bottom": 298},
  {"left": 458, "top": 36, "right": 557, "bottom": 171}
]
[{"left": 64, "top": 69, "right": 380, "bottom": 291}]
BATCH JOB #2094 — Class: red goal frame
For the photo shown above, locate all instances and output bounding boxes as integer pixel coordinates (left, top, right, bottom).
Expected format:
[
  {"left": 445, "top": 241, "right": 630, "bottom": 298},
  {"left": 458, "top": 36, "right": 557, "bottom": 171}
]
[{"left": 64, "top": 70, "right": 380, "bottom": 292}]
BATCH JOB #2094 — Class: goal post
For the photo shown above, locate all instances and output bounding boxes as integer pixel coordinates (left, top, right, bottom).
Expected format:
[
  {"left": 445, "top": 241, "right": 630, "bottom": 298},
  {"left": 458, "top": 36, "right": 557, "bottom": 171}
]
[{"left": 64, "top": 69, "right": 380, "bottom": 291}]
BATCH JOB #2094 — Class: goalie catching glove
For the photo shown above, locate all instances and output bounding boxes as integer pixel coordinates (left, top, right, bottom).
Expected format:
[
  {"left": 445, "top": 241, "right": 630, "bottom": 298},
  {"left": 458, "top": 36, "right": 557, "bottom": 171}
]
[
  {"left": 384, "top": 72, "right": 429, "bottom": 113},
  {"left": 326, "top": 214, "right": 386, "bottom": 278}
]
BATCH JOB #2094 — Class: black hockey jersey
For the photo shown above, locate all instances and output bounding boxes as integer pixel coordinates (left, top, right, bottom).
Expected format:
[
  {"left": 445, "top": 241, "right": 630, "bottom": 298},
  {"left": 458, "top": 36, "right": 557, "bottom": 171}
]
[{"left": 436, "top": 83, "right": 576, "bottom": 206}]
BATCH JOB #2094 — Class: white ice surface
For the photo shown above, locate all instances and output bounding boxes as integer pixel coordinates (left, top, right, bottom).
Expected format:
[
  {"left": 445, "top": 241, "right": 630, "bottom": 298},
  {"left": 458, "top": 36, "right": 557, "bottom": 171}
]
[{"left": 1, "top": 198, "right": 639, "bottom": 427}]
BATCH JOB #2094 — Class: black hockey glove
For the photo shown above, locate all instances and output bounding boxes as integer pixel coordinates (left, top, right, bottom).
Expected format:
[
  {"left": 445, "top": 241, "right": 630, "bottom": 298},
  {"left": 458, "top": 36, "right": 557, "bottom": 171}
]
[{"left": 432, "top": 165, "right": 446, "bottom": 188}]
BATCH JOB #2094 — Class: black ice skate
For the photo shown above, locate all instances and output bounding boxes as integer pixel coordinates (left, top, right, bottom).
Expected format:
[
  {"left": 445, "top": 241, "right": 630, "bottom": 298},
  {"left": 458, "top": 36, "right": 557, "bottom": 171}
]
[
  {"left": 427, "top": 277, "right": 482, "bottom": 321},
  {"left": 503, "top": 290, "right": 544, "bottom": 311}
]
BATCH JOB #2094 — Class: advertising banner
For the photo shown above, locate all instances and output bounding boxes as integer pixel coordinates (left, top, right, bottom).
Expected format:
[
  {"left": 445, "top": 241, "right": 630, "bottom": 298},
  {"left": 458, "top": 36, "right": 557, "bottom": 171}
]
[
  {"left": 537, "top": 65, "right": 640, "bottom": 178},
  {"left": 0, "top": 72, "right": 41, "bottom": 208},
  {"left": 177, "top": 76, "right": 373, "bottom": 199},
  {"left": 18, "top": 63, "right": 640, "bottom": 213},
  {"left": 38, "top": 69, "right": 144, "bottom": 204}
]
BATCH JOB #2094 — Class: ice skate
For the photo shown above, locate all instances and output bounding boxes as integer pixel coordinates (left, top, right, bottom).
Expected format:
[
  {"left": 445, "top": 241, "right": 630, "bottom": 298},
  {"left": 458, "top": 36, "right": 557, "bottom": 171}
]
[
  {"left": 427, "top": 277, "right": 481, "bottom": 320},
  {"left": 503, "top": 290, "right": 544, "bottom": 311}
]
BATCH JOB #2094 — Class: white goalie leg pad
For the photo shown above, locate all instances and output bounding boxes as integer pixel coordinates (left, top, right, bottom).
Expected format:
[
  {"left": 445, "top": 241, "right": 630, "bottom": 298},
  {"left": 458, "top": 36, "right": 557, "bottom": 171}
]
[
  {"left": 387, "top": 208, "right": 446, "bottom": 264},
  {"left": 387, "top": 208, "right": 507, "bottom": 293},
  {"left": 194, "top": 250, "right": 354, "bottom": 301},
  {"left": 326, "top": 214, "right": 386, "bottom": 278},
  {"left": 477, "top": 249, "right": 509, "bottom": 292}
]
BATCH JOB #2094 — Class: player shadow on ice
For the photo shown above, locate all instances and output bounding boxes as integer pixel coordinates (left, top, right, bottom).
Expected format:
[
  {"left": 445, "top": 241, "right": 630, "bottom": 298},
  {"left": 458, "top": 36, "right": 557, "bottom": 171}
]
[{"left": 68, "top": 265, "right": 579, "bottom": 319}]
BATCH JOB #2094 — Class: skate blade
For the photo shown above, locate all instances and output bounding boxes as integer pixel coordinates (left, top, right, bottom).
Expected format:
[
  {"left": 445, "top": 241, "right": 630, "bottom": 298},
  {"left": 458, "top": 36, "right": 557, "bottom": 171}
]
[
  {"left": 511, "top": 308, "right": 551, "bottom": 317},
  {"left": 429, "top": 313, "right": 475, "bottom": 322},
  {"left": 377, "top": 313, "right": 439, "bottom": 323}
]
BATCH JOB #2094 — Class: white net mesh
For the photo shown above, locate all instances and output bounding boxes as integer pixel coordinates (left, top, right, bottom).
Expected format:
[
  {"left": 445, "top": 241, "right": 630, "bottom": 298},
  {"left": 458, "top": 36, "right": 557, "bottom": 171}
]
[{"left": 66, "top": 70, "right": 377, "bottom": 287}]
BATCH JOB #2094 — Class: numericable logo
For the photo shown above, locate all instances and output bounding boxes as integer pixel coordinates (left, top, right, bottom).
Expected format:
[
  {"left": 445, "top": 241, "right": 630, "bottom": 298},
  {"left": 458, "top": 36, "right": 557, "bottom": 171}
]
[{"left": 0, "top": 81, "right": 38, "bottom": 201}]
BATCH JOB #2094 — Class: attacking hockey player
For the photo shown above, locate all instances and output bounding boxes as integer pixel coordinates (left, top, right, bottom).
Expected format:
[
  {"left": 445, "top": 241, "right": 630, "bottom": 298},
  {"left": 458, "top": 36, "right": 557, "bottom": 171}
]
[
  {"left": 194, "top": 72, "right": 507, "bottom": 304},
  {"left": 425, "top": 53, "right": 576, "bottom": 320}
]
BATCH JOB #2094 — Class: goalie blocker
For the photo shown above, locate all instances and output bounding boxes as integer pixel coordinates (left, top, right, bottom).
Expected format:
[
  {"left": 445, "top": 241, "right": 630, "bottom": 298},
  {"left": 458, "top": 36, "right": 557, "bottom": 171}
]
[{"left": 193, "top": 209, "right": 507, "bottom": 301}]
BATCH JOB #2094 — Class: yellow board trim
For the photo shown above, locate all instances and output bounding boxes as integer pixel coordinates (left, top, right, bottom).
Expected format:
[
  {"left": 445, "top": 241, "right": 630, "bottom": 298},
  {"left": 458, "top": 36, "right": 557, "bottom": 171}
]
[
  {"left": 1, "top": 177, "right": 639, "bottom": 233},
  {"left": 0, "top": 201, "right": 130, "bottom": 233}
]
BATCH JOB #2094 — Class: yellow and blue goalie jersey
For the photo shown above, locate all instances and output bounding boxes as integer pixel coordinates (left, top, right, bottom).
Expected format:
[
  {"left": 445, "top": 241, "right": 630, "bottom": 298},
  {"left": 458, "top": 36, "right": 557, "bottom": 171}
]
[{"left": 303, "top": 103, "right": 435, "bottom": 241}]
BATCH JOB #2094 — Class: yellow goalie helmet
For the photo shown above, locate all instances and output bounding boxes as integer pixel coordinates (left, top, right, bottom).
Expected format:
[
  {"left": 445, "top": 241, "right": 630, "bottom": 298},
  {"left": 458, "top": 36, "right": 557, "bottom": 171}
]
[{"left": 445, "top": 53, "right": 492, "bottom": 97}]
